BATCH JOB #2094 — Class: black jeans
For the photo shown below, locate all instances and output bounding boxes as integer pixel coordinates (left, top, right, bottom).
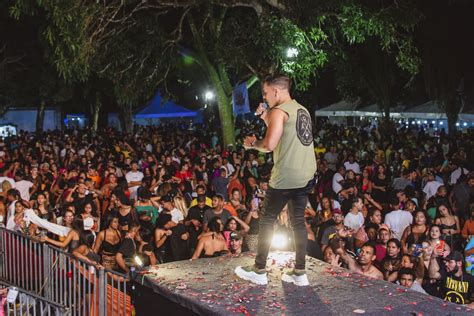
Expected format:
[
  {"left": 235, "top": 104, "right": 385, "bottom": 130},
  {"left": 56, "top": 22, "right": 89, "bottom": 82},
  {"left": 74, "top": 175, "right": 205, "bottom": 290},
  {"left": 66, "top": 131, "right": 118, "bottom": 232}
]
[{"left": 255, "top": 178, "right": 315, "bottom": 270}]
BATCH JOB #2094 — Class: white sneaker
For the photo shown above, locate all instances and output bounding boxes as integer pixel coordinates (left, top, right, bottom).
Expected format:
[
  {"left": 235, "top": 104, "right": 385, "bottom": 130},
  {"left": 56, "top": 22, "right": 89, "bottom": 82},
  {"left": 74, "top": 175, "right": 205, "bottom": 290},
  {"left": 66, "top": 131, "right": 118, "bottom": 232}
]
[
  {"left": 234, "top": 265, "right": 268, "bottom": 285},
  {"left": 281, "top": 269, "right": 309, "bottom": 286}
]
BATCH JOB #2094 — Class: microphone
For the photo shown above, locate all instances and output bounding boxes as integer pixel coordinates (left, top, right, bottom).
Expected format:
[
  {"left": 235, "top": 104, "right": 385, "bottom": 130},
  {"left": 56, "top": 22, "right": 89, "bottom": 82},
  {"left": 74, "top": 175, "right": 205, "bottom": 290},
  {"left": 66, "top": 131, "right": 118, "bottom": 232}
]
[{"left": 255, "top": 102, "right": 268, "bottom": 116}]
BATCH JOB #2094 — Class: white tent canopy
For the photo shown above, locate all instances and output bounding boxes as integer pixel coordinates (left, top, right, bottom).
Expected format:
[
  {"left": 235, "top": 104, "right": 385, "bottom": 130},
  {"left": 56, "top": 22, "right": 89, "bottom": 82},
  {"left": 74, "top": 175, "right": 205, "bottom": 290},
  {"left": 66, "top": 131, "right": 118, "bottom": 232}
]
[
  {"left": 401, "top": 101, "right": 446, "bottom": 119},
  {"left": 315, "top": 99, "right": 360, "bottom": 117}
]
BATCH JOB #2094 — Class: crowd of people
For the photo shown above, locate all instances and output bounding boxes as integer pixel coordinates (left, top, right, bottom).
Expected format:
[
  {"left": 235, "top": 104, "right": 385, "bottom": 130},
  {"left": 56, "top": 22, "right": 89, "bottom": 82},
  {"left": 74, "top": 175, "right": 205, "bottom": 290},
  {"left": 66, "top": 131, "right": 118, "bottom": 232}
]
[{"left": 0, "top": 121, "right": 473, "bottom": 307}]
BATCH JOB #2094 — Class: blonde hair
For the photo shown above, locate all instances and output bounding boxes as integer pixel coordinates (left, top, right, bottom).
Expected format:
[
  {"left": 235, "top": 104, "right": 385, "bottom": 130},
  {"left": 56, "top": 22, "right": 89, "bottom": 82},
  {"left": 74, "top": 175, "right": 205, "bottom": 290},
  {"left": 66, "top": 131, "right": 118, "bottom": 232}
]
[
  {"left": 1, "top": 180, "right": 12, "bottom": 193},
  {"left": 173, "top": 195, "right": 188, "bottom": 218}
]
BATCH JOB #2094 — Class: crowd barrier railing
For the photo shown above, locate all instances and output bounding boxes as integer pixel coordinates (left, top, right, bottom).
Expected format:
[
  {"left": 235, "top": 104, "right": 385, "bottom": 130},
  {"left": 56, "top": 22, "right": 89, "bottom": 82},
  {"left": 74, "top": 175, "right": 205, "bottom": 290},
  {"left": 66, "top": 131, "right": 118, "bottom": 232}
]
[
  {"left": 1, "top": 280, "right": 69, "bottom": 316},
  {"left": 0, "top": 227, "right": 131, "bottom": 316}
]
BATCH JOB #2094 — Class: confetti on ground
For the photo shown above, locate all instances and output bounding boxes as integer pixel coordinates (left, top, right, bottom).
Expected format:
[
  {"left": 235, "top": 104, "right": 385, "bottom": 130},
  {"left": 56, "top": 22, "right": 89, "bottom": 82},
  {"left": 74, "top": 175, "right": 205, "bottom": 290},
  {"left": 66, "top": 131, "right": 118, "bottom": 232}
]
[{"left": 136, "top": 251, "right": 467, "bottom": 315}]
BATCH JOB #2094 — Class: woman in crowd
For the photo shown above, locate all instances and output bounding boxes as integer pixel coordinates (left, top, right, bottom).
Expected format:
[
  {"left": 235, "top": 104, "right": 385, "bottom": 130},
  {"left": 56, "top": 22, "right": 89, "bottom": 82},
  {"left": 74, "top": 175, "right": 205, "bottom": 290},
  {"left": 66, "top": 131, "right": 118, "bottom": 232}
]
[
  {"left": 381, "top": 238, "right": 402, "bottom": 282},
  {"left": 401, "top": 210, "right": 429, "bottom": 254},
  {"left": 223, "top": 216, "right": 250, "bottom": 249},
  {"left": 134, "top": 188, "right": 159, "bottom": 230},
  {"left": 34, "top": 192, "right": 55, "bottom": 223},
  {"left": 93, "top": 214, "right": 122, "bottom": 270},
  {"left": 73, "top": 230, "right": 102, "bottom": 267},
  {"left": 434, "top": 203, "right": 460, "bottom": 250},
  {"left": 191, "top": 217, "right": 228, "bottom": 259},
  {"left": 244, "top": 198, "right": 260, "bottom": 252},
  {"left": 371, "top": 164, "right": 389, "bottom": 206},
  {"left": 42, "top": 216, "right": 84, "bottom": 252}
]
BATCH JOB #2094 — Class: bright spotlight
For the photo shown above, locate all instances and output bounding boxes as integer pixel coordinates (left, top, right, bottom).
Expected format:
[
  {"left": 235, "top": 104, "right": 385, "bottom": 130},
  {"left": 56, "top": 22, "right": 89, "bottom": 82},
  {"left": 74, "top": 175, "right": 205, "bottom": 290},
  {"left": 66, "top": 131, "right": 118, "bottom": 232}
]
[
  {"left": 439, "top": 122, "right": 443, "bottom": 125},
  {"left": 134, "top": 255, "right": 143, "bottom": 267},
  {"left": 463, "top": 122, "right": 467, "bottom": 126},
  {"left": 423, "top": 120, "right": 428, "bottom": 124},
  {"left": 286, "top": 47, "right": 299, "bottom": 58},
  {"left": 417, "top": 120, "right": 421, "bottom": 124},
  {"left": 456, "top": 122, "right": 460, "bottom": 127},
  {"left": 204, "top": 91, "right": 214, "bottom": 101},
  {"left": 432, "top": 120, "right": 436, "bottom": 124},
  {"left": 271, "top": 233, "right": 288, "bottom": 249}
]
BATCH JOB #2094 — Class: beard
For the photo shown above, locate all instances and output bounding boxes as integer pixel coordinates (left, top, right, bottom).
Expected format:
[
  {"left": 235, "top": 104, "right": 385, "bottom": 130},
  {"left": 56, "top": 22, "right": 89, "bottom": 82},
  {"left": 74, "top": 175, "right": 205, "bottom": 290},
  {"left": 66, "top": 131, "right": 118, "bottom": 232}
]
[{"left": 447, "top": 265, "right": 459, "bottom": 276}]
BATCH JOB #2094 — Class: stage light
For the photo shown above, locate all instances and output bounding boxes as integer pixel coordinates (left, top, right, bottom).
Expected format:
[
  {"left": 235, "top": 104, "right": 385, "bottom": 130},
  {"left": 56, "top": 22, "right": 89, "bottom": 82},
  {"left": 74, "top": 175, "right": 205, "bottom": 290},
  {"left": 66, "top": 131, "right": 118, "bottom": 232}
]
[
  {"left": 398, "top": 120, "right": 402, "bottom": 123},
  {"left": 417, "top": 120, "right": 421, "bottom": 124},
  {"left": 432, "top": 121, "right": 436, "bottom": 124},
  {"left": 271, "top": 233, "right": 288, "bottom": 249},
  {"left": 423, "top": 120, "right": 428, "bottom": 124},
  {"left": 204, "top": 91, "right": 214, "bottom": 101},
  {"left": 439, "top": 122, "right": 443, "bottom": 125},
  {"left": 286, "top": 47, "right": 299, "bottom": 58},
  {"left": 134, "top": 255, "right": 144, "bottom": 267},
  {"left": 463, "top": 122, "right": 467, "bottom": 126},
  {"left": 456, "top": 122, "right": 460, "bottom": 127}
]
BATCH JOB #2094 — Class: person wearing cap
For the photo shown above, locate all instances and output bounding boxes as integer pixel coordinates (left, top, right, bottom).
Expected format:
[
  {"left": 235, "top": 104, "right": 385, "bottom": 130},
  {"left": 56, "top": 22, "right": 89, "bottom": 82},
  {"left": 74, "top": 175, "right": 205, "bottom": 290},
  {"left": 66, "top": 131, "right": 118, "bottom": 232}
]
[
  {"left": 429, "top": 249, "right": 474, "bottom": 307},
  {"left": 229, "top": 231, "right": 244, "bottom": 255},
  {"left": 236, "top": 74, "right": 317, "bottom": 286}
]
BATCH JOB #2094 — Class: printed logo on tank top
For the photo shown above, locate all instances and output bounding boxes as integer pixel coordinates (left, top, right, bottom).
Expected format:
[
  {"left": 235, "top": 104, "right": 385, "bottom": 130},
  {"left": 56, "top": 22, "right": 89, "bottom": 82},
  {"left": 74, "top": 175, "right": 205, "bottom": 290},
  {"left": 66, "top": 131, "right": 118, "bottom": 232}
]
[
  {"left": 444, "top": 276, "right": 469, "bottom": 304},
  {"left": 296, "top": 108, "right": 313, "bottom": 146}
]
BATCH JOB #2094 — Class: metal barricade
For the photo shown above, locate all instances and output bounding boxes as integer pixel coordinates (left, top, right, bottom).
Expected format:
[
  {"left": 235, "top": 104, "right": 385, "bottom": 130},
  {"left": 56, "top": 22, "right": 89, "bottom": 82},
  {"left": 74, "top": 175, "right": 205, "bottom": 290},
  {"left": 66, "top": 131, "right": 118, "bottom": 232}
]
[
  {"left": 1, "top": 280, "right": 69, "bottom": 316},
  {"left": 0, "top": 227, "right": 132, "bottom": 316},
  {"left": 103, "top": 268, "right": 130, "bottom": 316},
  {"left": 0, "top": 227, "right": 46, "bottom": 295}
]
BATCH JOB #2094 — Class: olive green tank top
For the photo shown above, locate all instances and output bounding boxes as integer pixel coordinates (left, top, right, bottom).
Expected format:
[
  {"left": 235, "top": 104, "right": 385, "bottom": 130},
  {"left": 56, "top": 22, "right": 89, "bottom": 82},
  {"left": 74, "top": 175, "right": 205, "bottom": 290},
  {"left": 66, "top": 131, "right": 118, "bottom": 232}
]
[{"left": 269, "top": 99, "right": 317, "bottom": 189}]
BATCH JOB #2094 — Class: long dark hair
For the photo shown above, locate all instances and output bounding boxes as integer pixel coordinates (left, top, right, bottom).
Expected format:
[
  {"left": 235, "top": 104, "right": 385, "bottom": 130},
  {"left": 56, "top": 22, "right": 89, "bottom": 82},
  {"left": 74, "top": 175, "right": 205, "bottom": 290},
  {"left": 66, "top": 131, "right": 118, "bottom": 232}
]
[{"left": 207, "top": 217, "right": 223, "bottom": 233}]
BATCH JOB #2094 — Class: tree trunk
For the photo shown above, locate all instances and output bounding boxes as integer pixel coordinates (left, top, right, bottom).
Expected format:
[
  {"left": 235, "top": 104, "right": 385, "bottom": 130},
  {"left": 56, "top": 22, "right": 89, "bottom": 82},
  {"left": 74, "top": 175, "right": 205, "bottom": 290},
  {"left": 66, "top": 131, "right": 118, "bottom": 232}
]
[
  {"left": 443, "top": 96, "right": 460, "bottom": 135},
  {"left": 446, "top": 109, "right": 458, "bottom": 136},
  {"left": 119, "top": 102, "right": 134, "bottom": 133},
  {"left": 36, "top": 100, "right": 46, "bottom": 134},
  {"left": 90, "top": 95, "right": 102, "bottom": 132}
]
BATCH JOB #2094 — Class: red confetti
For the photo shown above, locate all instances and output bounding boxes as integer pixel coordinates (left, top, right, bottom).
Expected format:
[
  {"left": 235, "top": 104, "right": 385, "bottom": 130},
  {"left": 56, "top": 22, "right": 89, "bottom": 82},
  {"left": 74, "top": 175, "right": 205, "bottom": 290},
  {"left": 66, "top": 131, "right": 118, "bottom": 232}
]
[{"left": 384, "top": 305, "right": 393, "bottom": 311}]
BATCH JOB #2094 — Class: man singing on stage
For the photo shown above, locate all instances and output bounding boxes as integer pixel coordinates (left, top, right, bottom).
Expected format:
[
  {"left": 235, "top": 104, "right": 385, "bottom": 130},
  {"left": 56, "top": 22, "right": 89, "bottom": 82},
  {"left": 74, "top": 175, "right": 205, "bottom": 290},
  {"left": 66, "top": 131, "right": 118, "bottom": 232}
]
[{"left": 235, "top": 74, "right": 316, "bottom": 286}]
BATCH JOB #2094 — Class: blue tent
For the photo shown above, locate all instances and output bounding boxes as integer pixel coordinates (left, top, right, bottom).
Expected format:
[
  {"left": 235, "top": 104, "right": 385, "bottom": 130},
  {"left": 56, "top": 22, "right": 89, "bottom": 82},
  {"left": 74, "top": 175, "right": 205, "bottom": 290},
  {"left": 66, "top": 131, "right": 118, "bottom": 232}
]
[{"left": 135, "top": 92, "right": 197, "bottom": 119}]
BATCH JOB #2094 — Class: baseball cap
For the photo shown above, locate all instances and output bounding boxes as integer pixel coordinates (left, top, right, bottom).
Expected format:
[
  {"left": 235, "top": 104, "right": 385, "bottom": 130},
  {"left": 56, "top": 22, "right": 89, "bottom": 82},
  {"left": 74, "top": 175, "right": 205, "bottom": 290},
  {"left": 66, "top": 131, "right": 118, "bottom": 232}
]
[
  {"left": 230, "top": 231, "right": 242, "bottom": 240},
  {"left": 445, "top": 251, "right": 463, "bottom": 262},
  {"left": 332, "top": 208, "right": 343, "bottom": 215}
]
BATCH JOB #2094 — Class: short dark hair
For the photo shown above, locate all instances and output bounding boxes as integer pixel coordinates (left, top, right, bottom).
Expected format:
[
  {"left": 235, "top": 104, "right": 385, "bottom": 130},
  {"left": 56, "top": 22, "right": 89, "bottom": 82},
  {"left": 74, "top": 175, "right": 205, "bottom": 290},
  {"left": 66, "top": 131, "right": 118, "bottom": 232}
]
[
  {"left": 398, "top": 268, "right": 415, "bottom": 281},
  {"left": 213, "top": 193, "right": 224, "bottom": 201},
  {"left": 361, "top": 242, "right": 376, "bottom": 255},
  {"left": 263, "top": 74, "right": 291, "bottom": 90}
]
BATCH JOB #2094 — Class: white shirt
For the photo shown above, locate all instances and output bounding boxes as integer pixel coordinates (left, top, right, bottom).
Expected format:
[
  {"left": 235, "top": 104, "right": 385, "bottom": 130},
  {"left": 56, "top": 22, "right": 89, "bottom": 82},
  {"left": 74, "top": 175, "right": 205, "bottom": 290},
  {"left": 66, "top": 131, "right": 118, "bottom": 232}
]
[
  {"left": 125, "top": 171, "right": 144, "bottom": 200},
  {"left": 423, "top": 180, "right": 443, "bottom": 200},
  {"left": 317, "top": 200, "right": 341, "bottom": 211},
  {"left": 332, "top": 173, "right": 344, "bottom": 194},
  {"left": 450, "top": 167, "right": 469, "bottom": 185},
  {"left": 170, "top": 208, "right": 184, "bottom": 223},
  {"left": 15, "top": 180, "right": 33, "bottom": 201},
  {"left": 384, "top": 209, "right": 413, "bottom": 240},
  {"left": 344, "top": 212, "right": 364, "bottom": 231},
  {"left": 225, "top": 163, "right": 235, "bottom": 178},
  {"left": 344, "top": 161, "right": 361, "bottom": 174}
]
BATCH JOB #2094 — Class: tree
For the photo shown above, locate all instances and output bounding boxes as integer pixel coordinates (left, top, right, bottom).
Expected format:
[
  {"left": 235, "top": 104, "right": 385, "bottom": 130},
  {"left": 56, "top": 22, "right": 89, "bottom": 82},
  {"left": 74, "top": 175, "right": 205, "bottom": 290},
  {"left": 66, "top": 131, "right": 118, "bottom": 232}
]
[
  {"left": 11, "top": 0, "right": 421, "bottom": 143},
  {"left": 416, "top": 1, "right": 474, "bottom": 134}
]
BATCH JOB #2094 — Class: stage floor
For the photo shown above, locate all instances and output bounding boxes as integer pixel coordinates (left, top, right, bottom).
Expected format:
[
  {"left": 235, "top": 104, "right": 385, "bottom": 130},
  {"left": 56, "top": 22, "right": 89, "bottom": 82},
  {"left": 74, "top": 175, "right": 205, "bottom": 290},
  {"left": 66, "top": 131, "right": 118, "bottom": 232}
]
[{"left": 136, "top": 252, "right": 471, "bottom": 315}]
